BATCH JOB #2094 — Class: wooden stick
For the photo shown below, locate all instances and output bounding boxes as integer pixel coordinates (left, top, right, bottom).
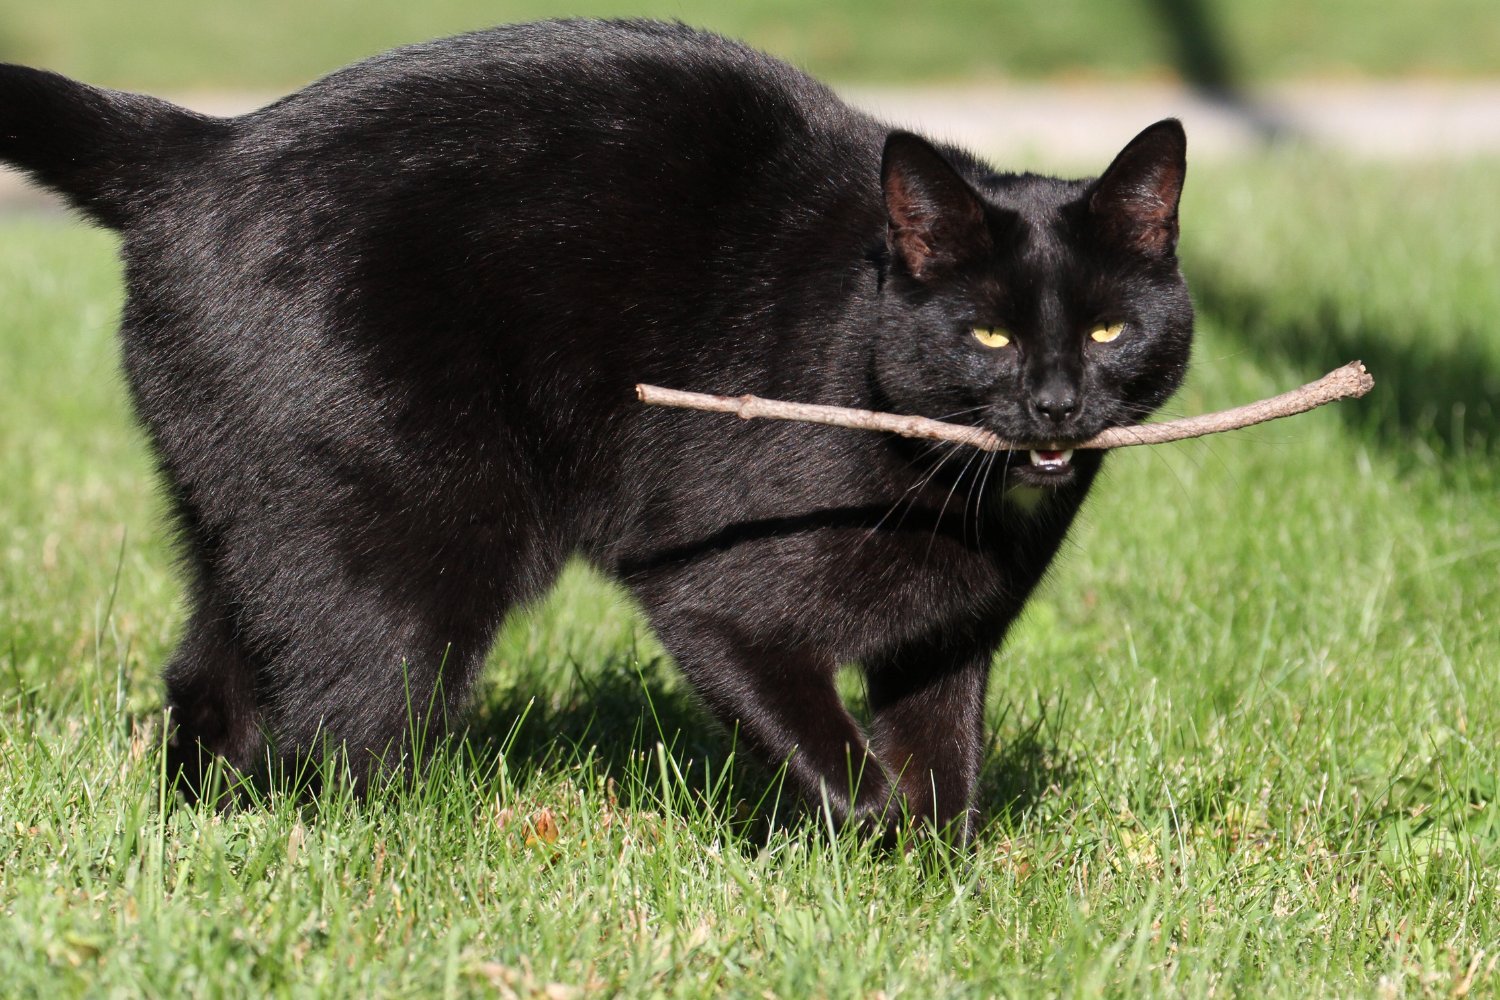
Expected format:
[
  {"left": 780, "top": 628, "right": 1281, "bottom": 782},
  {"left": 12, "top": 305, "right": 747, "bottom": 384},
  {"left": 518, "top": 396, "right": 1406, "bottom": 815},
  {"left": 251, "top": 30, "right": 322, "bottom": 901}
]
[{"left": 636, "top": 361, "right": 1373, "bottom": 452}]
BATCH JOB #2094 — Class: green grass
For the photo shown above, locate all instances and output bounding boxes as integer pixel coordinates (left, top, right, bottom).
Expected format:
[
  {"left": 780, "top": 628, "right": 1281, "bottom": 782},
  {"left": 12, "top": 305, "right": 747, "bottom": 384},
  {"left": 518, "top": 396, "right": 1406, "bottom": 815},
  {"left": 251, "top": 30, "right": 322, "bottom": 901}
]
[
  {"left": 1, "top": 152, "right": 1497, "bottom": 996},
  {"left": 2, "top": 0, "right": 1499, "bottom": 90}
]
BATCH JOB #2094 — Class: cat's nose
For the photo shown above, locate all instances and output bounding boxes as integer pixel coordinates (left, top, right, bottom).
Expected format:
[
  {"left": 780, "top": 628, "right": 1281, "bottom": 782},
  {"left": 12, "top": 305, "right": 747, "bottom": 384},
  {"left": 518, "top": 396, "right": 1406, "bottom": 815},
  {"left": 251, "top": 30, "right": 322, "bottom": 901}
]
[{"left": 1030, "top": 386, "right": 1079, "bottom": 423}]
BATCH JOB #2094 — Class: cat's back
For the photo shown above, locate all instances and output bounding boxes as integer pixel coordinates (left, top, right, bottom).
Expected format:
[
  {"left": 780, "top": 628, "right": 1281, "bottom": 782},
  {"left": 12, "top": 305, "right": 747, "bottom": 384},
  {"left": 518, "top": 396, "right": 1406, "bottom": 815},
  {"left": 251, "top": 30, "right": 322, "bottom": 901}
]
[
  {"left": 289, "top": 18, "right": 825, "bottom": 106},
  {"left": 163, "top": 17, "right": 886, "bottom": 323},
  {"left": 231, "top": 19, "right": 872, "bottom": 188}
]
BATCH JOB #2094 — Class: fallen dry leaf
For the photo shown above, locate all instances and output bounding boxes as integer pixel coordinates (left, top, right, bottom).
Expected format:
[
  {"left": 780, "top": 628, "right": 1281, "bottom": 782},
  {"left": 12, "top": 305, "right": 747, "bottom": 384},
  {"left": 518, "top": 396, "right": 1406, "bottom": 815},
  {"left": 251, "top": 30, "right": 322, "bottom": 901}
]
[{"left": 526, "top": 808, "right": 561, "bottom": 846}]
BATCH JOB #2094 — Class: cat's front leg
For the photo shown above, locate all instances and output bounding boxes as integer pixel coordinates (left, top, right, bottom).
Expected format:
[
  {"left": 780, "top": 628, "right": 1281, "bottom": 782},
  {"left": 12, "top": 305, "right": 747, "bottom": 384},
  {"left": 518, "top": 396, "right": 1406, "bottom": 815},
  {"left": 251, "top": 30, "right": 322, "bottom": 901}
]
[
  {"left": 651, "top": 611, "right": 900, "bottom": 830},
  {"left": 864, "top": 641, "right": 992, "bottom": 843}
]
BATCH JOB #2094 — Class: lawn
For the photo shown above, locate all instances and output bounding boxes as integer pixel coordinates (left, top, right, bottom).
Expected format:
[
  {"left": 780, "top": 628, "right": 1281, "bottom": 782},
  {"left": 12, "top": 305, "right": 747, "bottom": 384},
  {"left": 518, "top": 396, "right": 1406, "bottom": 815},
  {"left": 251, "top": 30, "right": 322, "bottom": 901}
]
[
  {"left": 3, "top": 0, "right": 1499, "bottom": 90},
  {"left": 0, "top": 151, "right": 1496, "bottom": 996}
]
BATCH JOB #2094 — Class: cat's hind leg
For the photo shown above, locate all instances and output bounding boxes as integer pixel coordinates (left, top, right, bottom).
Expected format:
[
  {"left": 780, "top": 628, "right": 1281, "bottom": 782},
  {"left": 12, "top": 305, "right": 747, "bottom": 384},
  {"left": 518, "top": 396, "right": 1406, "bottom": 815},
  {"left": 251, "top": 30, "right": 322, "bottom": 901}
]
[
  {"left": 241, "top": 531, "right": 522, "bottom": 794},
  {"left": 260, "top": 612, "right": 486, "bottom": 792},
  {"left": 163, "top": 590, "right": 268, "bottom": 804},
  {"left": 161, "top": 480, "right": 525, "bottom": 797}
]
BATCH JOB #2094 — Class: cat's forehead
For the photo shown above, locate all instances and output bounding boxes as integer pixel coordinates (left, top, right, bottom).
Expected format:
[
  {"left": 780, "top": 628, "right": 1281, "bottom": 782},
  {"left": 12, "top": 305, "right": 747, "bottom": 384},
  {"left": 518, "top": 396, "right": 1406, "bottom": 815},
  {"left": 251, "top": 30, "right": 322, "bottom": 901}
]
[
  {"left": 977, "top": 172, "right": 1091, "bottom": 221},
  {"left": 974, "top": 172, "right": 1114, "bottom": 280},
  {"left": 971, "top": 172, "right": 1128, "bottom": 306}
]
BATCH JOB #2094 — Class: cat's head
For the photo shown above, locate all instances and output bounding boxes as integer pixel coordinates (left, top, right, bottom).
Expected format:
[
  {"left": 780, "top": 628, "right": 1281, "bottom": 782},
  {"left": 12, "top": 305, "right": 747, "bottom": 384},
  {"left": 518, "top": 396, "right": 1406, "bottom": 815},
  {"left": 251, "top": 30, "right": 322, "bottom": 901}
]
[{"left": 872, "top": 120, "right": 1193, "bottom": 487}]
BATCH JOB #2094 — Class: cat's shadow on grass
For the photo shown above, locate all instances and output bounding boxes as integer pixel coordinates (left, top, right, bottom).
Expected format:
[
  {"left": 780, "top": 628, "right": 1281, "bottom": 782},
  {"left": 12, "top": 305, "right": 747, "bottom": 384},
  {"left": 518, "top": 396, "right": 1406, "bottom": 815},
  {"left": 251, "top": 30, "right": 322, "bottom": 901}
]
[{"left": 460, "top": 654, "right": 1075, "bottom": 840}]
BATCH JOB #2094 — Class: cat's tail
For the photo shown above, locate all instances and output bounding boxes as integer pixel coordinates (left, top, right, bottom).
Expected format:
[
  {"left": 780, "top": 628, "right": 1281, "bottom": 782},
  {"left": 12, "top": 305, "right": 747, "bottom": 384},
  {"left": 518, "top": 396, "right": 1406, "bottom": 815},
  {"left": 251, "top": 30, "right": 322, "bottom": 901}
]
[{"left": 0, "top": 64, "right": 229, "bottom": 230}]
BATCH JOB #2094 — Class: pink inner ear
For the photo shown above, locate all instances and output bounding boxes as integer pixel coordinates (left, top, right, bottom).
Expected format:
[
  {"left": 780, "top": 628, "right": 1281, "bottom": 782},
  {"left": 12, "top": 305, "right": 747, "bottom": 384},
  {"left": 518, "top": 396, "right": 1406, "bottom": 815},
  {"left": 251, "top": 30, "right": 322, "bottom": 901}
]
[
  {"left": 1093, "top": 169, "right": 1181, "bottom": 254},
  {"left": 881, "top": 132, "right": 995, "bottom": 279},
  {"left": 1122, "top": 214, "right": 1177, "bottom": 255},
  {"left": 896, "top": 228, "right": 934, "bottom": 267},
  {"left": 1128, "top": 179, "right": 1173, "bottom": 221},
  {"left": 885, "top": 173, "right": 937, "bottom": 270},
  {"left": 1125, "top": 182, "right": 1177, "bottom": 253}
]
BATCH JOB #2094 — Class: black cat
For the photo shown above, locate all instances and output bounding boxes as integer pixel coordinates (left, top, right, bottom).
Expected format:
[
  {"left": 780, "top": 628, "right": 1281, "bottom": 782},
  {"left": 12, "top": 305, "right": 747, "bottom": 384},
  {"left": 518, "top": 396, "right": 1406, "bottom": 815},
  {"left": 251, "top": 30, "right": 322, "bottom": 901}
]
[{"left": 0, "top": 19, "right": 1191, "bottom": 839}]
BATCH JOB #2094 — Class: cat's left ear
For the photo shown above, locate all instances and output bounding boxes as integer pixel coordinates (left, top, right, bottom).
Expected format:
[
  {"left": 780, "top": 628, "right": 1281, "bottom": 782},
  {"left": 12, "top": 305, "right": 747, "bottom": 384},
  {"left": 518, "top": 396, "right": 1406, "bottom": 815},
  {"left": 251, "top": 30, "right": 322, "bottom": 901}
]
[
  {"left": 882, "top": 132, "right": 992, "bottom": 280},
  {"left": 1089, "top": 119, "right": 1187, "bottom": 257}
]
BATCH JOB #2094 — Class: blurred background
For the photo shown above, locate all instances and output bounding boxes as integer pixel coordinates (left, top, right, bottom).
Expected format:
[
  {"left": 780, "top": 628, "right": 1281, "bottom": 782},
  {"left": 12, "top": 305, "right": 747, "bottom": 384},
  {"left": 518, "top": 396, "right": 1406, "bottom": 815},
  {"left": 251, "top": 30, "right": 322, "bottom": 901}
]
[
  {"left": 1, "top": 0, "right": 1496, "bottom": 89},
  {"left": 2, "top": 0, "right": 1497, "bottom": 166}
]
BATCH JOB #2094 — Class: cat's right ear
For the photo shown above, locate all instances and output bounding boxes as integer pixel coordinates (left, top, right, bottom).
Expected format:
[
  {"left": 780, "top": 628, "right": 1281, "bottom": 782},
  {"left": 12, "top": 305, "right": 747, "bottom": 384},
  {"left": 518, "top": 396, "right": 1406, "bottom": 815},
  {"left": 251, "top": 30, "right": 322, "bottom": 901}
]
[{"left": 882, "top": 132, "right": 992, "bottom": 281}]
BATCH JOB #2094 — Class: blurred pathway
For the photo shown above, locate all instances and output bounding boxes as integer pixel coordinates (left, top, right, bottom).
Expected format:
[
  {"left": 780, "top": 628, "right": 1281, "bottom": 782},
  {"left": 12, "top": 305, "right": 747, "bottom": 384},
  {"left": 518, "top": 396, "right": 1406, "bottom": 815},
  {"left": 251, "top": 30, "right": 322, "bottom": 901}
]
[
  {"left": 845, "top": 81, "right": 1500, "bottom": 166},
  {"left": 4, "top": 81, "right": 1500, "bottom": 211}
]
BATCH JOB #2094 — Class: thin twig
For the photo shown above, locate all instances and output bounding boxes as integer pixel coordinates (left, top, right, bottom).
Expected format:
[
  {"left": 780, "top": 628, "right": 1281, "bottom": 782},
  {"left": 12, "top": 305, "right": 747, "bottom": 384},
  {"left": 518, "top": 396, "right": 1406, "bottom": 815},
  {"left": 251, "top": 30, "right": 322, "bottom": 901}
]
[{"left": 636, "top": 361, "right": 1374, "bottom": 452}]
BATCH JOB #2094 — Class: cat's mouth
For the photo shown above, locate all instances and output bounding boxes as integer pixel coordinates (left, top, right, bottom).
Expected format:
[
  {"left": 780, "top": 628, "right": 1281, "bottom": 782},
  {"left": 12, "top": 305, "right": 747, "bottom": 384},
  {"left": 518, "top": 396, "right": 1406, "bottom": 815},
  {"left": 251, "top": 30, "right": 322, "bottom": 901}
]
[
  {"left": 1008, "top": 447, "right": 1077, "bottom": 486},
  {"left": 1029, "top": 448, "right": 1074, "bottom": 470}
]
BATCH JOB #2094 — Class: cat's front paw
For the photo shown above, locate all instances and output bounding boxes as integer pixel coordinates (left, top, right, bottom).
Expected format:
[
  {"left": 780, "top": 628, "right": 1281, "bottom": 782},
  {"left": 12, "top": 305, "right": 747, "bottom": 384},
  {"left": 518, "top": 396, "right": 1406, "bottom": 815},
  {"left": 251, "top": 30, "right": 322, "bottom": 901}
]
[{"left": 840, "top": 787, "right": 977, "bottom": 850}]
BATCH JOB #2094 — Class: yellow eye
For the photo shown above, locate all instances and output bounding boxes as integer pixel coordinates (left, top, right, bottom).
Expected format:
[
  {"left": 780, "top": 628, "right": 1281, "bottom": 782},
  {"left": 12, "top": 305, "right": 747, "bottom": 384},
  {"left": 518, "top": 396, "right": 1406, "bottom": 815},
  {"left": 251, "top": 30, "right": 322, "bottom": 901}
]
[
  {"left": 973, "top": 326, "right": 1011, "bottom": 349},
  {"left": 1090, "top": 322, "right": 1126, "bottom": 344}
]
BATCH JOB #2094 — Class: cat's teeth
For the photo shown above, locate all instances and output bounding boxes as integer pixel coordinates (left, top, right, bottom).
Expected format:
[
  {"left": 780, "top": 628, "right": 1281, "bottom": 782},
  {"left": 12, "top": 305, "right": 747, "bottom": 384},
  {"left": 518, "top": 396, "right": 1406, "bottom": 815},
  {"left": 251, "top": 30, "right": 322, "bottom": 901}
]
[{"left": 1028, "top": 449, "right": 1075, "bottom": 468}]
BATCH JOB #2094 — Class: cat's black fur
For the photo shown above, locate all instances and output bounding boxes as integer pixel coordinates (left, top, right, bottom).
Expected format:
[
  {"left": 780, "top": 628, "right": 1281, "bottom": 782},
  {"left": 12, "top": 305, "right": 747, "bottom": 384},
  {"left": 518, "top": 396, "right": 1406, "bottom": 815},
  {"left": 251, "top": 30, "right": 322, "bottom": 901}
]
[{"left": 0, "top": 19, "right": 1191, "bottom": 839}]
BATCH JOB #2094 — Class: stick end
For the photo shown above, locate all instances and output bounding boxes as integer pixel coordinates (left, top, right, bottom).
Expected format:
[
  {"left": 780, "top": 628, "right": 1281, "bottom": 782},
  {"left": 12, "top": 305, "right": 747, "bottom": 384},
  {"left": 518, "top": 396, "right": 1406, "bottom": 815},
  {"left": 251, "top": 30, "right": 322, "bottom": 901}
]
[{"left": 1346, "top": 360, "right": 1375, "bottom": 398}]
